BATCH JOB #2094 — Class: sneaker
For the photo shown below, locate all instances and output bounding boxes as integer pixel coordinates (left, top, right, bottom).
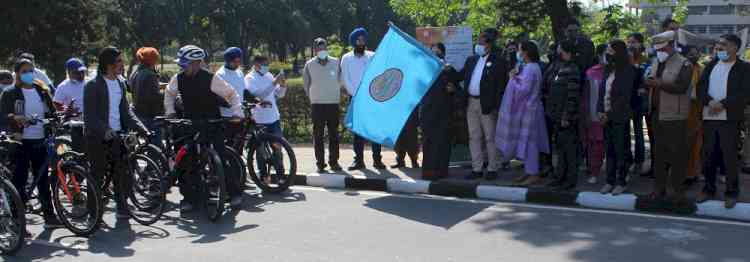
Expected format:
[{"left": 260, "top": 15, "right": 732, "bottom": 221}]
[
  {"left": 587, "top": 176, "right": 598, "bottom": 184},
  {"left": 180, "top": 201, "right": 194, "bottom": 213},
  {"left": 611, "top": 185, "right": 626, "bottom": 195},
  {"left": 347, "top": 162, "right": 365, "bottom": 171},
  {"left": 230, "top": 196, "right": 243, "bottom": 207},
  {"left": 600, "top": 184, "right": 614, "bottom": 194},
  {"left": 43, "top": 217, "right": 65, "bottom": 229},
  {"left": 465, "top": 172, "right": 483, "bottom": 180},
  {"left": 329, "top": 163, "right": 343, "bottom": 172}
]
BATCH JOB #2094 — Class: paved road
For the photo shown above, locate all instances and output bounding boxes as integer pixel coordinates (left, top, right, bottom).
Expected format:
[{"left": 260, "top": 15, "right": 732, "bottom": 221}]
[{"left": 8, "top": 187, "right": 749, "bottom": 262}]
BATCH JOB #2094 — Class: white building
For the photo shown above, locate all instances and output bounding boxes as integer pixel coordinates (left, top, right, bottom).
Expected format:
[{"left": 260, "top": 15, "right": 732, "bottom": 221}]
[{"left": 639, "top": 0, "right": 750, "bottom": 38}]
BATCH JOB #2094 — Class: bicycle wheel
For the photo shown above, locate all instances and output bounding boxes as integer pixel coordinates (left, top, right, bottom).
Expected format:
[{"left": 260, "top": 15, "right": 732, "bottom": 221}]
[
  {"left": 137, "top": 144, "right": 169, "bottom": 176},
  {"left": 52, "top": 161, "right": 101, "bottom": 237},
  {"left": 0, "top": 169, "right": 25, "bottom": 255},
  {"left": 120, "top": 154, "right": 166, "bottom": 226},
  {"left": 201, "top": 148, "right": 225, "bottom": 222},
  {"left": 222, "top": 146, "right": 248, "bottom": 191},
  {"left": 246, "top": 133, "right": 297, "bottom": 194}
]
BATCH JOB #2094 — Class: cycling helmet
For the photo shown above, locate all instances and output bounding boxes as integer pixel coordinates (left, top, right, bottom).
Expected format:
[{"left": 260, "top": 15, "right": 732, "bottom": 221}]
[{"left": 176, "top": 45, "right": 206, "bottom": 67}]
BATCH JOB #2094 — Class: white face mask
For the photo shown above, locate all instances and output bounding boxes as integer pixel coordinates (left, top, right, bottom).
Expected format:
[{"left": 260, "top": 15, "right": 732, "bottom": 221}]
[
  {"left": 474, "top": 44, "right": 487, "bottom": 56},
  {"left": 317, "top": 51, "right": 329, "bottom": 60},
  {"left": 656, "top": 51, "right": 670, "bottom": 63}
]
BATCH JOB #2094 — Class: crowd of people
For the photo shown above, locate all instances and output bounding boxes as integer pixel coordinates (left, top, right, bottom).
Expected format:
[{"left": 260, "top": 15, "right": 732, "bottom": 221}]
[{"left": 0, "top": 18, "right": 748, "bottom": 233}]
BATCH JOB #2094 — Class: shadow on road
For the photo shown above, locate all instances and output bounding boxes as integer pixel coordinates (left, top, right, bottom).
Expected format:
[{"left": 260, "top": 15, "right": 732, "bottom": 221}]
[{"left": 363, "top": 195, "right": 492, "bottom": 229}]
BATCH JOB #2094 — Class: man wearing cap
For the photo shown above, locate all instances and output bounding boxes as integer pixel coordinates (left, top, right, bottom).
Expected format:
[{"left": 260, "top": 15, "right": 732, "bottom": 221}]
[
  {"left": 84, "top": 46, "right": 150, "bottom": 220},
  {"left": 697, "top": 34, "right": 750, "bottom": 209},
  {"left": 459, "top": 28, "right": 510, "bottom": 180},
  {"left": 216, "top": 47, "right": 248, "bottom": 151},
  {"left": 340, "top": 27, "right": 387, "bottom": 171},
  {"left": 644, "top": 31, "right": 694, "bottom": 205},
  {"left": 304, "top": 38, "right": 343, "bottom": 173},
  {"left": 129, "top": 47, "right": 164, "bottom": 146},
  {"left": 53, "top": 58, "right": 88, "bottom": 118}
]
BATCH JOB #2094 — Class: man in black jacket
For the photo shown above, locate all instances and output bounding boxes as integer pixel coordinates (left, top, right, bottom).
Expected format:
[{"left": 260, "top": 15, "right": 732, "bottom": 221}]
[
  {"left": 129, "top": 47, "right": 164, "bottom": 147},
  {"left": 84, "top": 46, "right": 149, "bottom": 220},
  {"left": 460, "top": 28, "right": 510, "bottom": 180},
  {"left": 696, "top": 34, "right": 750, "bottom": 209}
]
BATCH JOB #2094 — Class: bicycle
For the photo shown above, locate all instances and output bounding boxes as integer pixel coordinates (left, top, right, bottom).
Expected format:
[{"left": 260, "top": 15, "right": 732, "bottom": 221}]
[
  {"left": 97, "top": 132, "right": 166, "bottom": 226},
  {"left": 0, "top": 133, "right": 25, "bottom": 255},
  {"left": 158, "top": 118, "right": 228, "bottom": 222},
  {"left": 27, "top": 114, "right": 102, "bottom": 237},
  {"left": 233, "top": 102, "right": 297, "bottom": 194}
]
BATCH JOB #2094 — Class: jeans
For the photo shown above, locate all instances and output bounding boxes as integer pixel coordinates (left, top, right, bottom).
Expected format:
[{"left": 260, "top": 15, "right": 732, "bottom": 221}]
[{"left": 13, "top": 139, "right": 54, "bottom": 218}]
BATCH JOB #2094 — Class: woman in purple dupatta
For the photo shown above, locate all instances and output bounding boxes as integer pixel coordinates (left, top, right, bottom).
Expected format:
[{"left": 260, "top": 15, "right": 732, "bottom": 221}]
[{"left": 495, "top": 41, "right": 550, "bottom": 186}]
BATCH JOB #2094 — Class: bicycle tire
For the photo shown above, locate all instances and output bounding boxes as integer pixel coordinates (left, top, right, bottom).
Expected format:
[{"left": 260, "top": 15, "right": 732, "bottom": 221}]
[
  {"left": 137, "top": 144, "right": 169, "bottom": 176},
  {"left": 120, "top": 154, "right": 167, "bottom": 226},
  {"left": 222, "top": 146, "right": 248, "bottom": 191},
  {"left": 202, "top": 147, "right": 226, "bottom": 222},
  {"left": 0, "top": 168, "right": 25, "bottom": 255},
  {"left": 246, "top": 133, "right": 297, "bottom": 194},
  {"left": 52, "top": 163, "right": 102, "bottom": 237}
]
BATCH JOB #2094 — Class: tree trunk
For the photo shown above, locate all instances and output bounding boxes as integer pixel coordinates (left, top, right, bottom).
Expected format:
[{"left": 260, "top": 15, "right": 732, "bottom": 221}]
[{"left": 543, "top": 0, "right": 572, "bottom": 42}]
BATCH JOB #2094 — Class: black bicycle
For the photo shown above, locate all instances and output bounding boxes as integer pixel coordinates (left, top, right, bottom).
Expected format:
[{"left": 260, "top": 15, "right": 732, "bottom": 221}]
[
  {"left": 159, "top": 118, "right": 228, "bottom": 222},
  {"left": 235, "top": 102, "right": 297, "bottom": 194},
  {"left": 0, "top": 133, "right": 25, "bottom": 255},
  {"left": 98, "top": 132, "right": 166, "bottom": 226}
]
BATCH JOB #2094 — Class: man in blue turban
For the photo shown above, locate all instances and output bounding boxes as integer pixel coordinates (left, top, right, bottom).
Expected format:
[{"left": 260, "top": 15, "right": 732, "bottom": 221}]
[{"left": 341, "top": 27, "right": 387, "bottom": 170}]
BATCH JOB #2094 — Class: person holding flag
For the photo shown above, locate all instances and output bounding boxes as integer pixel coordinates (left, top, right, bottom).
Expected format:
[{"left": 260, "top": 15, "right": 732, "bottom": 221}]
[{"left": 341, "top": 27, "right": 387, "bottom": 171}]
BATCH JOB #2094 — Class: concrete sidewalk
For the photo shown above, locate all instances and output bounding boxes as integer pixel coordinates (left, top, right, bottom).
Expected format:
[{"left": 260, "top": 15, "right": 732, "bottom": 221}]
[{"left": 292, "top": 144, "right": 750, "bottom": 204}]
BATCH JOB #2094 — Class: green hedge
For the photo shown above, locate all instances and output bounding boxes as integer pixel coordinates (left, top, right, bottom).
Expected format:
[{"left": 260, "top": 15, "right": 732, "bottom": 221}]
[{"left": 277, "top": 77, "right": 354, "bottom": 144}]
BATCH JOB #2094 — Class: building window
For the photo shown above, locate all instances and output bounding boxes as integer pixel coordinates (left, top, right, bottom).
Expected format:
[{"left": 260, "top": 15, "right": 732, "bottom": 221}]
[
  {"left": 708, "top": 24, "right": 736, "bottom": 34},
  {"left": 688, "top": 6, "right": 708, "bottom": 15},
  {"left": 709, "top": 5, "right": 734, "bottom": 15},
  {"left": 685, "top": 25, "right": 708, "bottom": 34}
]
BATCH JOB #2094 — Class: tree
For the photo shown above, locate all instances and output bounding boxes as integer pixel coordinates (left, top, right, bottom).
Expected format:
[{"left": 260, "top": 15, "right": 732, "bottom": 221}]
[{"left": 0, "top": 0, "right": 102, "bottom": 83}]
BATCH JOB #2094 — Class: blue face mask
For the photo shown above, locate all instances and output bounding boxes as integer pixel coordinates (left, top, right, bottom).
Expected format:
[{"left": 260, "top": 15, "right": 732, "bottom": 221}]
[
  {"left": 717, "top": 51, "right": 730, "bottom": 61},
  {"left": 259, "top": 65, "right": 270, "bottom": 75},
  {"left": 474, "top": 44, "right": 486, "bottom": 56},
  {"left": 20, "top": 72, "right": 34, "bottom": 85},
  {"left": 516, "top": 51, "right": 524, "bottom": 63}
]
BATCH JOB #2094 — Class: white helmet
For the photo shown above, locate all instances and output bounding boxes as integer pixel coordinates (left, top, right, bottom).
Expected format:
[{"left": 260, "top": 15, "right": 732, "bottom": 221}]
[{"left": 175, "top": 45, "right": 206, "bottom": 64}]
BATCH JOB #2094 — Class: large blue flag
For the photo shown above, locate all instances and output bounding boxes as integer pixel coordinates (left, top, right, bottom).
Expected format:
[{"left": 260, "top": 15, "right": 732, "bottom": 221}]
[{"left": 345, "top": 23, "right": 444, "bottom": 148}]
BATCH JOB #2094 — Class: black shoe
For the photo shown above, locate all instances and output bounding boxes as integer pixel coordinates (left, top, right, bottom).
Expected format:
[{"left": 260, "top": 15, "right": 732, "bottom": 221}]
[
  {"left": 545, "top": 179, "right": 564, "bottom": 189},
  {"left": 561, "top": 182, "right": 577, "bottom": 190},
  {"left": 682, "top": 177, "right": 698, "bottom": 188},
  {"left": 348, "top": 162, "right": 365, "bottom": 171},
  {"left": 501, "top": 162, "right": 511, "bottom": 171},
  {"left": 465, "top": 171, "right": 483, "bottom": 180},
  {"left": 329, "top": 163, "right": 343, "bottom": 172},
  {"left": 391, "top": 161, "right": 406, "bottom": 169},
  {"left": 373, "top": 160, "right": 387, "bottom": 169},
  {"left": 485, "top": 171, "right": 498, "bottom": 180},
  {"left": 317, "top": 164, "right": 328, "bottom": 173}
]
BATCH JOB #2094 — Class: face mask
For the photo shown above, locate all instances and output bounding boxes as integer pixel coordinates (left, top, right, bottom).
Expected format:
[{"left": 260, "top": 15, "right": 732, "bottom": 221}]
[
  {"left": 317, "top": 51, "right": 329, "bottom": 60},
  {"left": 515, "top": 51, "right": 523, "bottom": 62},
  {"left": 474, "top": 44, "right": 486, "bottom": 56},
  {"left": 20, "top": 72, "right": 34, "bottom": 85},
  {"left": 656, "top": 51, "right": 670, "bottom": 63},
  {"left": 717, "top": 51, "right": 730, "bottom": 61},
  {"left": 259, "top": 65, "right": 270, "bottom": 75}
]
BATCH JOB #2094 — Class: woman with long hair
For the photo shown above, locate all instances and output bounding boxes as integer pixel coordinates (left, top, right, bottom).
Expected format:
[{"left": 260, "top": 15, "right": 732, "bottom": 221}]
[{"left": 598, "top": 40, "right": 636, "bottom": 195}]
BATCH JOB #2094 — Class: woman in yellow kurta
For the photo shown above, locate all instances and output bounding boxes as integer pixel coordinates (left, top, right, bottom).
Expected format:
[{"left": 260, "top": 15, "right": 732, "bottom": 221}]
[{"left": 685, "top": 46, "right": 704, "bottom": 185}]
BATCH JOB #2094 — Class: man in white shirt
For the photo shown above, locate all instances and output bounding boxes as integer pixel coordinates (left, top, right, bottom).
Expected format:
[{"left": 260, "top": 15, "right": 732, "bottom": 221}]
[
  {"left": 340, "top": 27, "right": 386, "bottom": 170},
  {"left": 217, "top": 47, "right": 249, "bottom": 151},
  {"left": 697, "top": 34, "right": 750, "bottom": 209},
  {"left": 53, "top": 58, "right": 88, "bottom": 116},
  {"left": 245, "top": 55, "right": 286, "bottom": 136}
]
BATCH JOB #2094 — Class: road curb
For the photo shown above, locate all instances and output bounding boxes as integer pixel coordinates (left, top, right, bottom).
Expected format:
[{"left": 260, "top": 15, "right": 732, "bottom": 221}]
[{"left": 294, "top": 173, "right": 750, "bottom": 222}]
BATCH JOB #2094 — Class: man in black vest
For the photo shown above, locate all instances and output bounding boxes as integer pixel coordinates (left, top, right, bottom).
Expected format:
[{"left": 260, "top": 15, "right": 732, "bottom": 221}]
[
  {"left": 459, "top": 28, "right": 510, "bottom": 180},
  {"left": 164, "top": 45, "right": 244, "bottom": 213},
  {"left": 84, "top": 46, "right": 149, "bottom": 220}
]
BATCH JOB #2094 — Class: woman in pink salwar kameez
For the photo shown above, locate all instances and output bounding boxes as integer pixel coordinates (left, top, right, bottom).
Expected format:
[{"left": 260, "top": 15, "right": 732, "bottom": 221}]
[{"left": 495, "top": 41, "right": 550, "bottom": 186}]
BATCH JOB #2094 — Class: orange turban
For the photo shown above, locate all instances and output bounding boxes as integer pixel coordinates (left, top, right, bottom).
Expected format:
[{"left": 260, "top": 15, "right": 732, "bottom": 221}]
[{"left": 136, "top": 47, "right": 160, "bottom": 66}]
